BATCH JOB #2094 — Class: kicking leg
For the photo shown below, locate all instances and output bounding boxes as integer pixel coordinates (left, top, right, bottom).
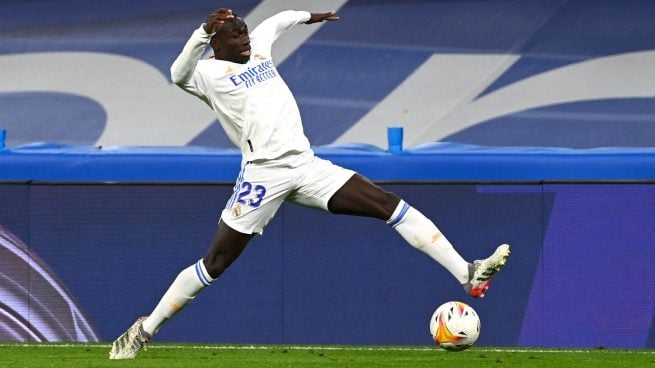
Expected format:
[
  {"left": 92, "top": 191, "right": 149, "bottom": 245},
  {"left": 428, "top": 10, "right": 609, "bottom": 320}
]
[
  {"left": 328, "top": 174, "right": 509, "bottom": 298},
  {"left": 328, "top": 174, "right": 470, "bottom": 282}
]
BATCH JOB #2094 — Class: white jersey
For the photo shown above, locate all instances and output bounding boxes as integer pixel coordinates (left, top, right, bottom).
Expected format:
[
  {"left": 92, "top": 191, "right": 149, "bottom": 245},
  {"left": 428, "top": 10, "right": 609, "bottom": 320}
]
[{"left": 171, "top": 11, "right": 312, "bottom": 162}]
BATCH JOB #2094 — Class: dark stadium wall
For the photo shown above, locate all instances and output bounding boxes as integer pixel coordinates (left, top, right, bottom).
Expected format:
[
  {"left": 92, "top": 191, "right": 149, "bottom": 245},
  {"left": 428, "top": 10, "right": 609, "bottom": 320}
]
[{"left": 1, "top": 182, "right": 654, "bottom": 348}]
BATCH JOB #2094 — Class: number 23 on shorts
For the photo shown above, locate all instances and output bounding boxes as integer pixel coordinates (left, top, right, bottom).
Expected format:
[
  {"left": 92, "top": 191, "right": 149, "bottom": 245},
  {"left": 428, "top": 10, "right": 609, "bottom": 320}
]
[{"left": 236, "top": 181, "right": 267, "bottom": 207}]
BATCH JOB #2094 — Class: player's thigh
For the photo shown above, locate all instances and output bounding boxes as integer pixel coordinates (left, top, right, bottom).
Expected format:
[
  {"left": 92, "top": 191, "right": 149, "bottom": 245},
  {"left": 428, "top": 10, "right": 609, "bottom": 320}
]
[
  {"left": 289, "top": 157, "right": 399, "bottom": 219},
  {"left": 327, "top": 173, "right": 400, "bottom": 220}
]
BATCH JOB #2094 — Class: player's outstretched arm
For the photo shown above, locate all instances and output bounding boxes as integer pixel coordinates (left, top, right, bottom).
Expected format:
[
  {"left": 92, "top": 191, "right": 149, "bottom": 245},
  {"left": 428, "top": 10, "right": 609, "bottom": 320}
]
[{"left": 306, "top": 12, "right": 339, "bottom": 24}]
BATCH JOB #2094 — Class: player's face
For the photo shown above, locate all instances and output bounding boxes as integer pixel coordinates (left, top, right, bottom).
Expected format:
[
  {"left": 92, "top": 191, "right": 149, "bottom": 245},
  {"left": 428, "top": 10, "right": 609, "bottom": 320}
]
[{"left": 213, "top": 17, "right": 251, "bottom": 64}]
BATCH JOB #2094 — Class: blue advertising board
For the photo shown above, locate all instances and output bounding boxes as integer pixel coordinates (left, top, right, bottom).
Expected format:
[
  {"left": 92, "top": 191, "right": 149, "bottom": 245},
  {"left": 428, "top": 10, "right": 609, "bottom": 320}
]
[{"left": 2, "top": 180, "right": 654, "bottom": 348}]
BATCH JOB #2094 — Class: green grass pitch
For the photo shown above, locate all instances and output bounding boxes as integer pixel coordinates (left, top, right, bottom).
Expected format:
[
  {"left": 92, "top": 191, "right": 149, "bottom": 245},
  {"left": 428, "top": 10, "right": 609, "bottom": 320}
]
[{"left": 0, "top": 343, "right": 653, "bottom": 367}]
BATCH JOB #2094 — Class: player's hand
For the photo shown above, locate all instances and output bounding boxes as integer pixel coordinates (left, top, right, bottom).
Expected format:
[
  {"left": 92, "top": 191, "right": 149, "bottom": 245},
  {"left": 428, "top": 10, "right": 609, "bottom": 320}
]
[
  {"left": 306, "top": 11, "right": 339, "bottom": 24},
  {"left": 204, "top": 8, "right": 235, "bottom": 34}
]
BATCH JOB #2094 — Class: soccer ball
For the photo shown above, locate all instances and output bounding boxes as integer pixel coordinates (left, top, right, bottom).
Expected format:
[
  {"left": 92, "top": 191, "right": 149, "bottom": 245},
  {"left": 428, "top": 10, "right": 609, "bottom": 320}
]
[{"left": 429, "top": 301, "right": 480, "bottom": 351}]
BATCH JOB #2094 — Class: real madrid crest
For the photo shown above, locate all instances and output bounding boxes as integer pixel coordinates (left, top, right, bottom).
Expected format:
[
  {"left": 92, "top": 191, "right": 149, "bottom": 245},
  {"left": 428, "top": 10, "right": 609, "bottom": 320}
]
[{"left": 232, "top": 204, "right": 242, "bottom": 217}]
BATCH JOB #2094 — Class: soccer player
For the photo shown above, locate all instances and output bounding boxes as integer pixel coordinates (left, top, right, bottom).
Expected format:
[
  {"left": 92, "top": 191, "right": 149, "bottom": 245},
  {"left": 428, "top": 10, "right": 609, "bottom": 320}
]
[{"left": 109, "top": 8, "right": 510, "bottom": 359}]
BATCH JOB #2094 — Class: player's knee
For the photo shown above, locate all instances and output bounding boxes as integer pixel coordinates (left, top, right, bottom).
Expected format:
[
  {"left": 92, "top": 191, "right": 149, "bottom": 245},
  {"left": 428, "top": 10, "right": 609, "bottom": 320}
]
[
  {"left": 202, "top": 255, "right": 231, "bottom": 279},
  {"left": 366, "top": 190, "right": 401, "bottom": 220},
  {"left": 379, "top": 191, "right": 401, "bottom": 217}
]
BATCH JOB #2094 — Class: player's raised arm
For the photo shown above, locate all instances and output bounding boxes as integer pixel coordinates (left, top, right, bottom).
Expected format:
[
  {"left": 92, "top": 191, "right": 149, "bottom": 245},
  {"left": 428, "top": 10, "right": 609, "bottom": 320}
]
[
  {"left": 170, "top": 8, "right": 234, "bottom": 87},
  {"left": 249, "top": 10, "right": 338, "bottom": 51}
]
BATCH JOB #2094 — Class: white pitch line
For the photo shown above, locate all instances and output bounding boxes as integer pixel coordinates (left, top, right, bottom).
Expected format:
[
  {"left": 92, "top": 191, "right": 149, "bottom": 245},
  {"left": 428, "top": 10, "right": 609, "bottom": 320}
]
[{"left": 0, "top": 343, "right": 654, "bottom": 354}]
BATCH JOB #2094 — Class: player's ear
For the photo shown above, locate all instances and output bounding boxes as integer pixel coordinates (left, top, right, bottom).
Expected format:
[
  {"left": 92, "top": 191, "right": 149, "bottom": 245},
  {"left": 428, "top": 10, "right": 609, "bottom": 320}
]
[{"left": 210, "top": 37, "right": 221, "bottom": 51}]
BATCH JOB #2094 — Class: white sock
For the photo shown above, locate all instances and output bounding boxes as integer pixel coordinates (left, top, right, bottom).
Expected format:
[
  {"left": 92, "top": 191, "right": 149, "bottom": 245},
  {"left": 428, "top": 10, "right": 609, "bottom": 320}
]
[
  {"left": 142, "top": 259, "right": 214, "bottom": 336},
  {"left": 387, "top": 200, "right": 470, "bottom": 284}
]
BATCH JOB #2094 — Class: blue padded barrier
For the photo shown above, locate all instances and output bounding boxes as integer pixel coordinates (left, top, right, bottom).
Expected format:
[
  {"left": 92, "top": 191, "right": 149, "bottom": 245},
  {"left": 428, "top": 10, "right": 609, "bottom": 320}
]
[{"left": 1, "top": 142, "right": 655, "bottom": 182}]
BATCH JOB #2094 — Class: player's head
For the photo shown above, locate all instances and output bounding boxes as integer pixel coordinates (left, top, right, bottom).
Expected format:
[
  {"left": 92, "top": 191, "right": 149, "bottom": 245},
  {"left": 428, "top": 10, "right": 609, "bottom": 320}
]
[{"left": 210, "top": 14, "right": 251, "bottom": 64}]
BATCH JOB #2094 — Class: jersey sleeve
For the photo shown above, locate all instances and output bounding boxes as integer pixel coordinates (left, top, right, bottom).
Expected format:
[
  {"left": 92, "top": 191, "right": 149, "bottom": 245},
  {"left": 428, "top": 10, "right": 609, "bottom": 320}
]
[
  {"left": 170, "top": 24, "right": 212, "bottom": 99},
  {"left": 249, "top": 10, "right": 311, "bottom": 55}
]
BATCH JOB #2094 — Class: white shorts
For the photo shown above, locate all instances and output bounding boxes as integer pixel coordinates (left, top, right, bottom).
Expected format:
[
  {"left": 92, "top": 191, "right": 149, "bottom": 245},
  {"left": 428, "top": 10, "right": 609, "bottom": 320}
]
[{"left": 221, "top": 151, "right": 355, "bottom": 235}]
